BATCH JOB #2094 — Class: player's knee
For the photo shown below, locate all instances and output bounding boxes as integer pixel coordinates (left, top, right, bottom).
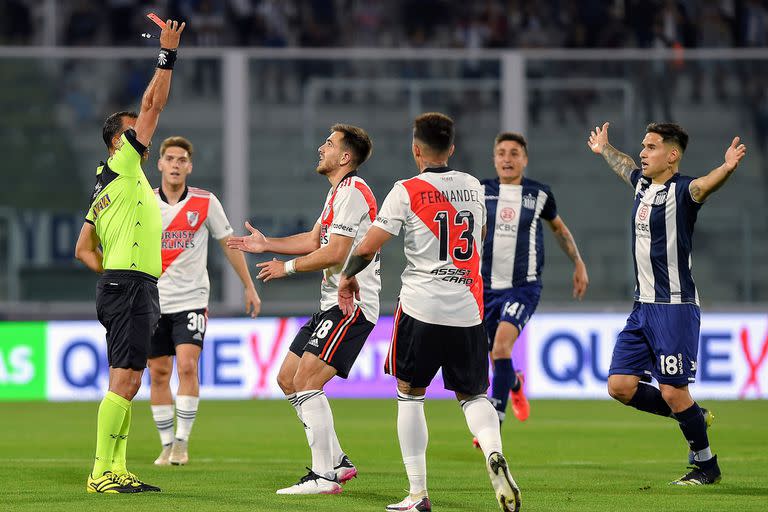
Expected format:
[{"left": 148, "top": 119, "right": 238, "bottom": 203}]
[
  {"left": 149, "top": 364, "right": 172, "bottom": 385},
  {"left": 607, "top": 379, "right": 634, "bottom": 404},
  {"left": 112, "top": 375, "right": 142, "bottom": 400},
  {"left": 660, "top": 385, "right": 689, "bottom": 408},
  {"left": 276, "top": 370, "right": 295, "bottom": 394},
  {"left": 292, "top": 372, "right": 313, "bottom": 392},
  {"left": 176, "top": 359, "right": 198, "bottom": 380}
]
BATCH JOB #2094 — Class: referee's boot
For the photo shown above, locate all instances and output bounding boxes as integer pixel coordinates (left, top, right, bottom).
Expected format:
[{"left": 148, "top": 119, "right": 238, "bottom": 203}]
[
  {"left": 116, "top": 471, "right": 162, "bottom": 492},
  {"left": 86, "top": 470, "right": 141, "bottom": 494}
]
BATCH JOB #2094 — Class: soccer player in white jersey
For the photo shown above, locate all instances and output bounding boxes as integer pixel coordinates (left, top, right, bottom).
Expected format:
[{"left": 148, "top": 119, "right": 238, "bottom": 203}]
[
  {"left": 339, "top": 113, "right": 521, "bottom": 512},
  {"left": 480, "top": 132, "right": 588, "bottom": 432},
  {"left": 227, "top": 124, "right": 380, "bottom": 495},
  {"left": 148, "top": 136, "right": 261, "bottom": 466},
  {"left": 588, "top": 122, "right": 746, "bottom": 485}
]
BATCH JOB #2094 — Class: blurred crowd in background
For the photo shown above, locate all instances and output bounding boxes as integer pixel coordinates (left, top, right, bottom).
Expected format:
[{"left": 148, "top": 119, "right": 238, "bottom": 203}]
[{"left": 2, "top": 0, "right": 768, "bottom": 50}]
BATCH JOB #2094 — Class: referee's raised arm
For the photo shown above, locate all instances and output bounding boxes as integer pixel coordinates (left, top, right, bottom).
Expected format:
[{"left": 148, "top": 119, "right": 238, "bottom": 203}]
[{"left": 133, "top": 19, "right": 186, "bottom": 148}]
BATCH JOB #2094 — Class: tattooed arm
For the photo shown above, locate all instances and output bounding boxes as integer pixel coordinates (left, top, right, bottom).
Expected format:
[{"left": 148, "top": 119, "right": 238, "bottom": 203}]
[
  {"left": 587, "top": 121, "right": 638, "bottom": 188},
  {"left": 546, "top": 216, "right": 588, "bottom": 300},
  {"left": 688, "top": 136, "right": 747, "bottom": 203}
]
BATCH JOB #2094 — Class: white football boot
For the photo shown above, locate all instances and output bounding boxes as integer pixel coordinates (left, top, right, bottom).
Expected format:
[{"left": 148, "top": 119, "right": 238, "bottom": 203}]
[
  {"left": 153, "top": 444, "right": 172, "bottom": 466},
  {"left": 487, "top": 452, "right": 521, "bottom": 512},
  {"left": 276, "top": 468, "right": 342, "bottom": 495}
]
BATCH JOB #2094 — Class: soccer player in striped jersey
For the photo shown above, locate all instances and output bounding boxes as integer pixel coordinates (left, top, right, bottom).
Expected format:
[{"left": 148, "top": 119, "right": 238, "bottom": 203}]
[
  {"left": 339, "top": 113, "right": 521, "bottom": 512},
  {"left": 227, "top": 124, "right": 380, "bottom": 495},
  {"left": 148, "top": 136, "right": 261, "bottom": 467},
  {"left": 480, "top": 133, "right": 588, "bottom": 430},
  {"left": 588, "top": 121, "right": 747, "bottom": 485}
]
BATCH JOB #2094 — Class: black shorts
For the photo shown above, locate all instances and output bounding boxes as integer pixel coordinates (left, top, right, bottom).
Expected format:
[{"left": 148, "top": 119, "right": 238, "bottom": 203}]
[
  {"left": 289, "top": 305, "right": 374, "bottom": 379},
  {"left": 149, "top": 308, "right": 208, "bottom": 358},
  {"left": 385, "top": 305, "right": 489, "bottom": 395},
  {"left": 96, "top": 270, "right": 161, "bottom": 371}
]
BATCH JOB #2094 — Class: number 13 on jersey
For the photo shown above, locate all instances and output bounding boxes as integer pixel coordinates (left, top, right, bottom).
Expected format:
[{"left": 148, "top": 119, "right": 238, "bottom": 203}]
[{"left": 434, "top": 210, "right": 475, "bottom": 261}]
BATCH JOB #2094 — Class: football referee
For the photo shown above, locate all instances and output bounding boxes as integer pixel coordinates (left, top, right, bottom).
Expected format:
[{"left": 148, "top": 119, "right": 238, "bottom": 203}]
[{"left": 74, "top": 19, "right": 185, "bottom": 494}]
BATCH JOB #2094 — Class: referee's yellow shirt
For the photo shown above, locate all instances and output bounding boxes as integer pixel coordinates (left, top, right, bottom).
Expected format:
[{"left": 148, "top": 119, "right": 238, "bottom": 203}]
[{"left": 85, "top": 129, "right": 162, "bottom": 278}]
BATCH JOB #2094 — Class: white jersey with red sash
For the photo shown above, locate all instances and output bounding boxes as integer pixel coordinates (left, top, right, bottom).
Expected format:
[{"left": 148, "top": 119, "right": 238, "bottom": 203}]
[
  {"left": 155, "top": 186, "right": 233, "bottom": 313},
  {"left": 374, "top": 167, "right": 486, "bottom": 327},
  {"left": 317, "top": 172, "right": 381, "bottom": 323}
]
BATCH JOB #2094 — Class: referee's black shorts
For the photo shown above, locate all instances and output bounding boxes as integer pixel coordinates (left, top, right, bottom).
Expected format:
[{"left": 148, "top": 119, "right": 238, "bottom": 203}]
[
  {"left": 385, "top": 304, "right": 489, "bottom": 395},
  {"left": 96, "top": 270, "right": 161, "bottom": 370}
]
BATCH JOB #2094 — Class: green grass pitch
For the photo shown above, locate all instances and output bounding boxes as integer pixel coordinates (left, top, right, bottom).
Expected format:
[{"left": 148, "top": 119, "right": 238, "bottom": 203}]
[{"left": 1, "top": 399, "right": 766, "bottom": 511}]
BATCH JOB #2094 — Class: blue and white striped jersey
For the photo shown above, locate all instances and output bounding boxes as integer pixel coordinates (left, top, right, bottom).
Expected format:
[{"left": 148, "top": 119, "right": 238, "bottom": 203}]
[
  {"left": 481, "top": 177, "right": 557, "bottom": 290},
  {"left": 630, "top": 170, "right": 702, "bottom": 305}
]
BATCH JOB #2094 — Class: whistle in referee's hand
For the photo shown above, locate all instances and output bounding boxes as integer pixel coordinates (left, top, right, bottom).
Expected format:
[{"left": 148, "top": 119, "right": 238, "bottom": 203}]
[{"left": 141, "top": 32, "right": 160, "bottom": 39}]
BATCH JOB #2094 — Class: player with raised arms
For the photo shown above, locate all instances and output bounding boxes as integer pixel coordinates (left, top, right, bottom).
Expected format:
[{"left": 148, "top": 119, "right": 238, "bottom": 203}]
[{"left": 588, "top": 121, "right": 746, "bottom": 485}]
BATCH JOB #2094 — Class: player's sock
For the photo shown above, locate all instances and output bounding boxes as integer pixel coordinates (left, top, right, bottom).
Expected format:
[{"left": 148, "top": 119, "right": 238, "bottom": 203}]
[
  {"left": 461, "top": 395, "right": 503, "bottom": 461},
  {"left": 676, "top": 402, "right": 714, "bottom": 464},
  {"left": 397, "top": 391, "right": 428, "bottom": 497},
  {"left": 175, "top": 395, "right": 199, "bottom": 442},
  {"left": 330, "top": 425, "right": 345, "bottom": 467},
  {"left": 627, "top": 382, "right": 673, "bottom": 417},
  {"left": 111, "top": 401, "right": 131, "bottom": 474},
  {"left": 490, "top": 359, "right": 514, "bottom": 422},
  {"left": 286, "top": 392, "right": 301, "bottom": 418},
  {"left": 509, "top": 360, "right": 521, "bottom": 392},
  {"left": 92, "top": 391, "right": 130, "bottom": 478},
  {"left": 297, "top": 390, "right": 335, "bottom": 479},
  {"left": 289, "top": 391, "right": 344, "bottom": 465},
  {"left": 151, "top": 404, "right": 175, "bottom": 447}
]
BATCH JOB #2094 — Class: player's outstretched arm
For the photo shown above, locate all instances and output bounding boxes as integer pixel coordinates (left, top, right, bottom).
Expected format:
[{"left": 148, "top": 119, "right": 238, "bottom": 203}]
[
  {"left": 546, "top": 216, "right": 588, "bottom": 300},
  {"left": 587, "top": 122, "right": 637, "bottom": 187},
  {"left": 133, "top": 19, "right": 185, "bottom": 148},
  {"left": 75, "top": 223, "right": 104, "bottom": 274},
  {"left": 256, "top": 233, "right": 354, "bottom": 282},
  {"left": 218, "top": 237, "right": 261, "bottom": 318},
  {"left": 689, "top": 136, "right": 747, "bottom": 203},
  {"left": 227, "top": 221, "right": 321, "bottom": 255}
]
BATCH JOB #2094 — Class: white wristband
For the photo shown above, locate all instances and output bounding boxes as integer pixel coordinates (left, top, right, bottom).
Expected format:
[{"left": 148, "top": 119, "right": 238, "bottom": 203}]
[{"left": 284, "top": 259, "right": 297, "bottom": 275}]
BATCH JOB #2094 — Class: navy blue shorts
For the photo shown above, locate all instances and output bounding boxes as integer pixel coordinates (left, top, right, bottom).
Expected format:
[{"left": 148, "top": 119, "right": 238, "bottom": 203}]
[
  {"left": 483, "top": 284, "right": 541, "bottom": 349},
  {"left": 609, "top": 302, "right": 700, "bottom": 386}
]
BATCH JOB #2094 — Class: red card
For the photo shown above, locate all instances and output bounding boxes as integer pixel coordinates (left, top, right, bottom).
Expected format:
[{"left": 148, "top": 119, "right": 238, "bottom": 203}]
[{"left": 147, "top": 13, "right": 167, "bottom": 29}]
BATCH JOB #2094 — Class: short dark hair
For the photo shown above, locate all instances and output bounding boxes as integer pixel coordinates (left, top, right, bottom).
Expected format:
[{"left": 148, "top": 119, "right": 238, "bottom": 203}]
[
  {"left": 331, "top": 124, "right": 372, "bottom": 167},
  {"left": 494, "top": 132, "right": 528, "bottom": 155},
  {"left": 102, "top": 111, "right": 138, "bottom": 149},
  {"left": 160, "top": 136, "right": 194, "bottom": 158},
  {"left": 646, "top": 123, "right": 688, "bottom": 153},
  {"left": 413, "top": 112, "right": 454, "bottom": 153}
]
